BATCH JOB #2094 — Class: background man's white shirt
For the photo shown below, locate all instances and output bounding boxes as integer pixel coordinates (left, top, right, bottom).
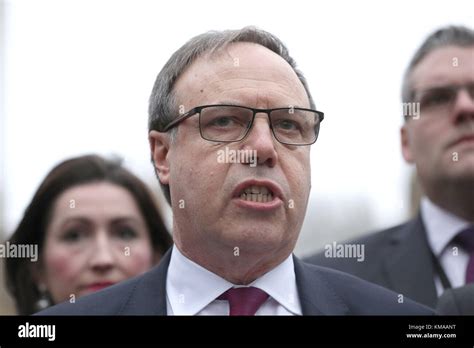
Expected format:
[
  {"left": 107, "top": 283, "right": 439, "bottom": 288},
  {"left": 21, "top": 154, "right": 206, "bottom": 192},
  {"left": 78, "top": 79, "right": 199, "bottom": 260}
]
[
  {"left": 166, "top": 245, "right": 302, "bottom": 315},
  {"left": 421, "top": 197, "right": 471, "bottom": 295}
]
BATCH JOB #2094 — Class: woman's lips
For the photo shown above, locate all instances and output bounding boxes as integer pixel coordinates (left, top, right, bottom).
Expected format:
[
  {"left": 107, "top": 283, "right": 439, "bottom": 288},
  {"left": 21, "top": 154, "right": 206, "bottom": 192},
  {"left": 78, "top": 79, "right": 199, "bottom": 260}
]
[
  {"left": 84, "top": 282, "right": 115, "bottom": 293},
  {"left": 451, "top": 134, "right": 474, "bottom": 148},
  {"left": 457, "top": 137, "right": 474, "bottom": 146}
]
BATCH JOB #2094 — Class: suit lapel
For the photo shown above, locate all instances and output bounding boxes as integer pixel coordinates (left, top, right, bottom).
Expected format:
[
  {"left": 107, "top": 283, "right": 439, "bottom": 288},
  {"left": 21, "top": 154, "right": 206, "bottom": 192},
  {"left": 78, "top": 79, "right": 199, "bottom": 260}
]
[
  {"left": 382, "top": 215, "right": 438, "bottom": 307},
  {"left": 293, "top": 256, "right": 349, "bottom": 315},
  {"left": 119, "top": 248, "right": 172, "bottom": 315}
]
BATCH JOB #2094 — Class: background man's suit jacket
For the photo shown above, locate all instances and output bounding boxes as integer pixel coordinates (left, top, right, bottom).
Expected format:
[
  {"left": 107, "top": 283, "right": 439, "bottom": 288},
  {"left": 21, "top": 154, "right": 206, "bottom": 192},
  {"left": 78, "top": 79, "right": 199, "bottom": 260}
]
[
  {"left": 304, "top": 215, "right": 439, "bottom": 308},
  {"left": 436, "top": 284, "right": 474, "bottom": 315},
  {"left": 38, "top": 249, "right": 432, "bottom": 315}
]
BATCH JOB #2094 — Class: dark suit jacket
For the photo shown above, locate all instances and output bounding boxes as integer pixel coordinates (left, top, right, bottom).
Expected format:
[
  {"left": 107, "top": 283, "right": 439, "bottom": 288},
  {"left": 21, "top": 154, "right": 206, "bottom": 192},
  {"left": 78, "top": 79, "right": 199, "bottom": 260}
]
[
  {"left": 436, "top": 284, "right": 474, "bottom": 315},
  {"left": 304, "top": 215, "right": 439, "bottom": 308},
  {"left": 37, "top": 248, "right": 432, "bottom": 315}
]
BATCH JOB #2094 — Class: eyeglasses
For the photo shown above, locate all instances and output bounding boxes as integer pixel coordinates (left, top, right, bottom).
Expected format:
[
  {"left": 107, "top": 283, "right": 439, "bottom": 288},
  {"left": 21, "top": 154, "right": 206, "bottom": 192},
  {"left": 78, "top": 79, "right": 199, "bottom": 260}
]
[
  {"left": 162, "top": 104, "right": 324, "bottom": 146},
  {"left": 414, "top": 82, "right": 474, "bottom": 114}
]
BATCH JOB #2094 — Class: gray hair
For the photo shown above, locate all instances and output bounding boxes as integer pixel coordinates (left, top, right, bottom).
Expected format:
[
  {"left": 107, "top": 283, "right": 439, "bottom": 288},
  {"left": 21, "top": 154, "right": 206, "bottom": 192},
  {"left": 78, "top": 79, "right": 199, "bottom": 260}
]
[
  {"left": 401, "top": 25, "right": 474, "bottom": 107},
  {"left": 148, "top": 26, "right": 316, "bottom": 205}
]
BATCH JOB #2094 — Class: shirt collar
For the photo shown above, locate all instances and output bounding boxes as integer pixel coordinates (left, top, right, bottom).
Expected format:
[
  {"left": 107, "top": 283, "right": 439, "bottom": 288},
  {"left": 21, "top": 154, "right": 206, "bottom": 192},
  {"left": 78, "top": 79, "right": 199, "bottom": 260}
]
[
  {"left": 421, "top": 197, "right": 471, "bottom": 256},
  {"left": 248, "top": 255, "right": 301, "bottom": 315},
  {"left": 166, "top": 245, "right": 232, "bottom": 315},
  {"left": 166, "top": 245, "right": 301, "bottom": 315}
]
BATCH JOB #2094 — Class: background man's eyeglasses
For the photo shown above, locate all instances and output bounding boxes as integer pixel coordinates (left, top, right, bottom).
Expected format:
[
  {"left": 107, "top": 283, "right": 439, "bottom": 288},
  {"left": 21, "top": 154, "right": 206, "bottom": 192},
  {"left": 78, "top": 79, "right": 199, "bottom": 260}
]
[
  {"left": 162, "top": 104, "right": 324, "bottom": 146},
  {"left": 415, "top": 83, "right": 474, "bottom": 114}
]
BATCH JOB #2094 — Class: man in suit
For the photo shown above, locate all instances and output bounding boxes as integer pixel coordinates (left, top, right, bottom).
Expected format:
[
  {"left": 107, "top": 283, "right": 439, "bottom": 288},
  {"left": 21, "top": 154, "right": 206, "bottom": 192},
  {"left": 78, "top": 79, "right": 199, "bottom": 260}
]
[
  {"left": 39, "top": 27, "right": 431, "bottom": 315},
  {"left": 437, "top": 284, "right": 474, "bottom": 315},
  {"left": 305, "top": 25, "right": 474, "bottom": 309}
]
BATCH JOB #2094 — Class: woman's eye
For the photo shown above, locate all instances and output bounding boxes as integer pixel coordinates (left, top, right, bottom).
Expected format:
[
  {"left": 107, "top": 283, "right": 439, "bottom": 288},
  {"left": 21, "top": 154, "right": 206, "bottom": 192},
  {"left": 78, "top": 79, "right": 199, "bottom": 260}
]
[
  {"left": 115, "top": 226, "right": 138, "bottom": 240},
  {"left": 61, "top": 229, "right": 84, "bottom": 243}
]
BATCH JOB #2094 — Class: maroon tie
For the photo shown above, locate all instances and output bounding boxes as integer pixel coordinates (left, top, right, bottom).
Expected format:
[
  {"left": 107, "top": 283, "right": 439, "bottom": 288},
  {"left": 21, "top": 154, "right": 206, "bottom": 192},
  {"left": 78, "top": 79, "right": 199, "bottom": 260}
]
[
  {"left": 455, "top": 226, "right": 474, "bottom": 283},
  {"left": 218, "top": 287, "right": 269, "bottom": 316}
]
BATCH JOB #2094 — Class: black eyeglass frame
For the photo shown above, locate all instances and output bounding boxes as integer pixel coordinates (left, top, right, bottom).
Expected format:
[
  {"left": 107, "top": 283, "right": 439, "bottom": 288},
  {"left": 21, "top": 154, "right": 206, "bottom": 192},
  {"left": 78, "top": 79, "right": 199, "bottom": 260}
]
[{"left": 161, "top": 104, "right": 325, "bottom": 146}]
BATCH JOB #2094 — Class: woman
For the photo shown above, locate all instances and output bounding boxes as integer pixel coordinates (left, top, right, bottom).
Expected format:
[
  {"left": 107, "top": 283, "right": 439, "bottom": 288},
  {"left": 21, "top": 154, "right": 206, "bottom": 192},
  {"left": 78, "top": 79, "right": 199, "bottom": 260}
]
[{"left": 5, "top": 154, "right": 172, "bottom": 314}]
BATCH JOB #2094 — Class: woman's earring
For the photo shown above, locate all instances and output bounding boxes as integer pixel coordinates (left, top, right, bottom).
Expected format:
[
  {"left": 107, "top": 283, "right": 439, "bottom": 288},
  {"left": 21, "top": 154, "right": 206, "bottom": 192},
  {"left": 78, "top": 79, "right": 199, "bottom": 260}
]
[{"left": 35, "top": 283, "right": 51, "bottom": 311}]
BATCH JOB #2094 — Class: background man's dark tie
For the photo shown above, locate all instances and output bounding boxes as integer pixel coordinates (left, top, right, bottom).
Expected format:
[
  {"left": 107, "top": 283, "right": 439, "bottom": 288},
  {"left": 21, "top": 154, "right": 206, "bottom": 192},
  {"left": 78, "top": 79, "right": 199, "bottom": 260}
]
[
  {"left": 218, "top": 287, "right": 269, "bottom": 315},
  {"left": 455, "top": 226, "right": 474, "bottom": 284}
]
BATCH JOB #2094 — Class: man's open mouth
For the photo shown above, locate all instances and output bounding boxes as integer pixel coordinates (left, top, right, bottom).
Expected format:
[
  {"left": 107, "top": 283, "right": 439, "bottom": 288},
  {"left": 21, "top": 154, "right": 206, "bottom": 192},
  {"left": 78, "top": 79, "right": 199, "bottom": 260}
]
[
  {"left": 239, "top": 185, "right": 274, "bottom": 203},
  {"left": 232, "top": 179, "right": 284, "bottom": 210}
]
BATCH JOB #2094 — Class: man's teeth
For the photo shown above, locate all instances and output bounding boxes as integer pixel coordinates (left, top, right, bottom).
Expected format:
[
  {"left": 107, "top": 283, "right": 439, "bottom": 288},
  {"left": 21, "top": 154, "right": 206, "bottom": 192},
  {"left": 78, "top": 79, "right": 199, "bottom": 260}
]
[
  {"left": 239, "top": 185, "right": 273, "bottom": 202},
  {"left": 245, "top": 185, "right": 270, "bottom": 195}
]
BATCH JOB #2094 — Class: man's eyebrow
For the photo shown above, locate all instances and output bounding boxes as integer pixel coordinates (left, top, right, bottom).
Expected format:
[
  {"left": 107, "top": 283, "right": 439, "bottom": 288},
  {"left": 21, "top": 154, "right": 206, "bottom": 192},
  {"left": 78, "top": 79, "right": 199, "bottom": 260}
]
[{"left": 212, "top": 100, "right": 307, "bottom": 109}]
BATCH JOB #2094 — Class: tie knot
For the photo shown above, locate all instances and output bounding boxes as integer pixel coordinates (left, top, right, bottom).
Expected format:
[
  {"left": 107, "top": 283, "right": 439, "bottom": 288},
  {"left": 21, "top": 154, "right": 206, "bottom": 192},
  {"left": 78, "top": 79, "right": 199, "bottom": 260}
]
[
  {"left": 218, "top": 287, "right": 269, "bottom": 316},
  {"left": 455, "top": 226, "right": 474, "bottom": 252}
]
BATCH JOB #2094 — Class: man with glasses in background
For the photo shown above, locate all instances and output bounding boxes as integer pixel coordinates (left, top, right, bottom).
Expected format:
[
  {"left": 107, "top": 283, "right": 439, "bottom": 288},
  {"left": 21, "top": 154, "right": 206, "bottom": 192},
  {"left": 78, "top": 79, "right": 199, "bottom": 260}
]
[
  {"left": 306, "top": 25, "right": 474, "bottom": 310},
  {"left": 39, "top": 27, "right": 431, "bottom": 315}
]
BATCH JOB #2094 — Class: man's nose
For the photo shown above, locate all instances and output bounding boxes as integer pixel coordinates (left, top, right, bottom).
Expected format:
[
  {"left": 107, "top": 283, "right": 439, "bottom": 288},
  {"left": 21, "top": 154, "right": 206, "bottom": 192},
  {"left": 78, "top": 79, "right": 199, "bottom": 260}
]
[
  {"left": 241, "top": 114, "right": 278, "bottom": 167},
  {"left": 452, "top": 88, "right": 474, "bottom": 124},
  {"left": 89, "top": 233, "right": 115, "bottom": 272}
]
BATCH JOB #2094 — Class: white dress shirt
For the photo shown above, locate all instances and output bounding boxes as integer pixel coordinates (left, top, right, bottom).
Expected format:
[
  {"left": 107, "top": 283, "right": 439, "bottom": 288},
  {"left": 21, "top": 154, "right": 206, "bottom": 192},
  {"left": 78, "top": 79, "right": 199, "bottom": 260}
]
[
  {"left": 421, "top": 197, "right": 471, "bottom": 295},
  {"left": 166, "top": 245, "right": 302, "bottom": 315}
]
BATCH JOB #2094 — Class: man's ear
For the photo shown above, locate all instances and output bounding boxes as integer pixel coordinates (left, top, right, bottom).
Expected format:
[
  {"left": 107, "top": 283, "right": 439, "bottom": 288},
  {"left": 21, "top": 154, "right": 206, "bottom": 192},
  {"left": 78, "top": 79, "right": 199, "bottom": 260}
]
[
  {"left": 149, "top": 130, "right": 171, "bottom": 185},
  {"left": 400, "top": 124, "right": 415, "bottom": 164}
]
